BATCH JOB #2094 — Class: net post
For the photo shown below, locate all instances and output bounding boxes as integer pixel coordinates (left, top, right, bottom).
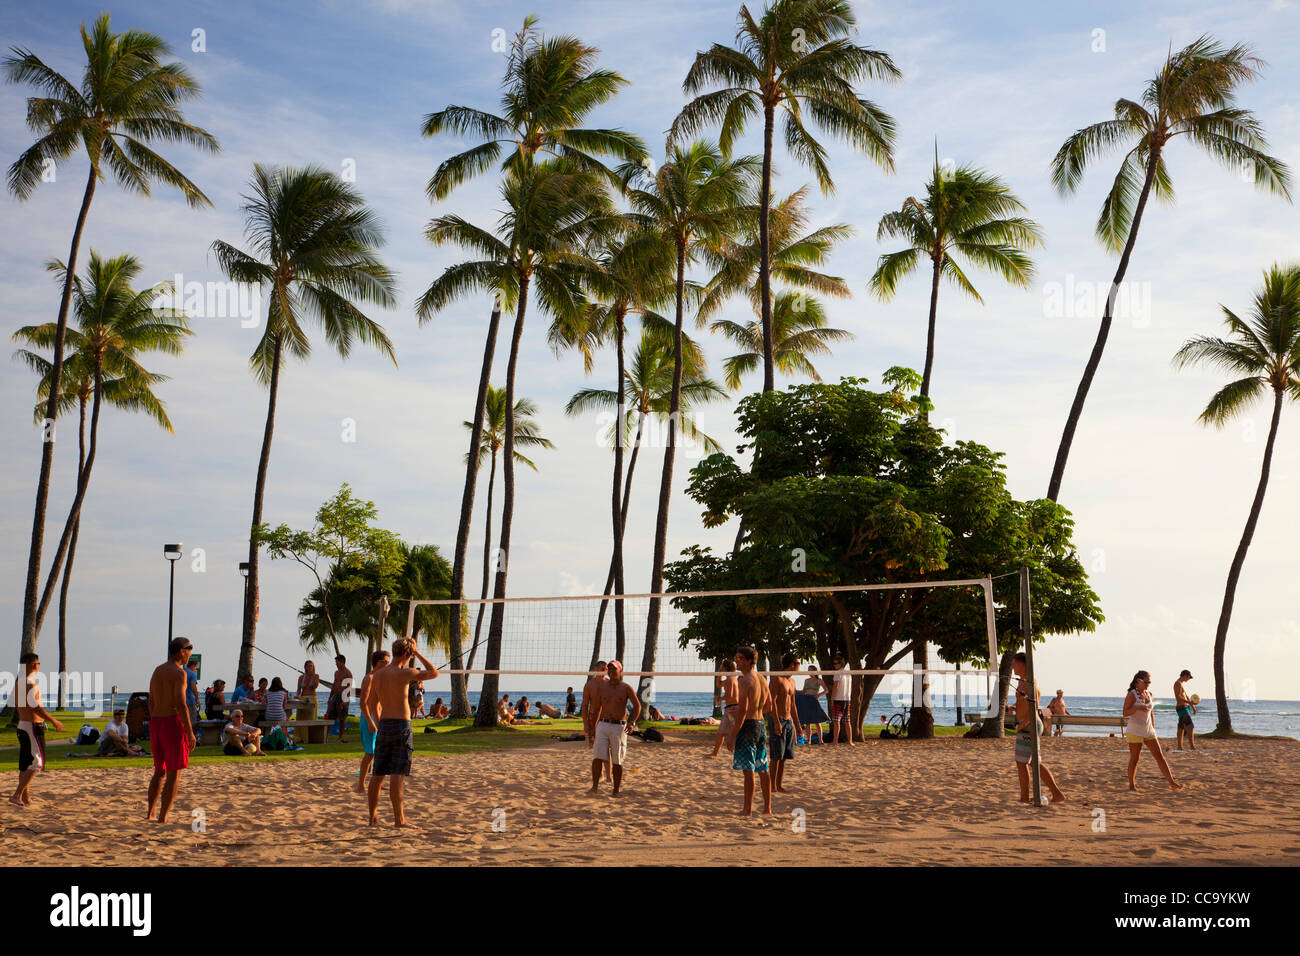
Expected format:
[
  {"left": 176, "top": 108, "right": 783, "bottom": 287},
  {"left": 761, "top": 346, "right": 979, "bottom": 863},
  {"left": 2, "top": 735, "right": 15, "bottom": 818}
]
[
  {"left": 404, "top": 598, "right": 417, "bottom": 640},
  {"left": 981, "top": 576, "right": 1000, "bottom": 717},
  {"left": 1021, "top": 566, "right": 1043, "bottom": 807}
]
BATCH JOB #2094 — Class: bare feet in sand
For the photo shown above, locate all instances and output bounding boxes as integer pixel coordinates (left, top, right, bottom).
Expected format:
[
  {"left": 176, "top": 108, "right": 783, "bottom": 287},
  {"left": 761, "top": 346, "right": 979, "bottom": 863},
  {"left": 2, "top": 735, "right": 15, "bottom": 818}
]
[{"left": 8, "top": 796, "right": 25, "bottom": 808}]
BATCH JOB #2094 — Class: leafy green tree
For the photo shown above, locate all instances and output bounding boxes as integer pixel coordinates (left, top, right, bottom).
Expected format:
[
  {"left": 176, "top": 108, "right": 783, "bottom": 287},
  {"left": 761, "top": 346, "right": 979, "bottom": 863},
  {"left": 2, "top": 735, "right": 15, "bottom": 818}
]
[
  {"left": 664, "top": 376, "right": 1102, "bottom": 737},
  {"left": 213, "top": 165, "right": 397, "bottom": 684},
  {"left": 13, "top": 252, "right": 188, "bottom": 704},
  {"left": 870, "top": 152, "right": 1041, "bottom": 400},
  {"left": 5, "top": 12, "right": 218, "bottom": 657},
  {"left": 620, "top": 141, "right": 760, "bottom": 710},
  {"left": 1174, "top": 264, "right": 1300, "bottom": 734},
  {"left": 671, "top": 0, "right": 898, "bottom": 391},
  {"left": 257, "top": 484, "right": 405, "bottom": 659},
  {"left": 1046, "top": 36, "right": 1291, "bottom": 502},
  {"left": 463, "top": 388, "right": 553, "bottom": 670}
]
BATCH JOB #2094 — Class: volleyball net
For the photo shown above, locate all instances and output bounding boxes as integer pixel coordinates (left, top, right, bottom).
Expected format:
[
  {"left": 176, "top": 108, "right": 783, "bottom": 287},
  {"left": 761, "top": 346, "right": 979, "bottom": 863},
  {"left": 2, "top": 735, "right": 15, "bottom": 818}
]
[{"left": 405, "top": 577, "right": 1002, "bottom": 715}]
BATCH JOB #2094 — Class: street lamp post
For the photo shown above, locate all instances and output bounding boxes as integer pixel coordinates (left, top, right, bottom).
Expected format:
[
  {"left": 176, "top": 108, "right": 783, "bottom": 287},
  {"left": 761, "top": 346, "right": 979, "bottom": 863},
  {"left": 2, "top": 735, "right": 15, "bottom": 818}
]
[{"left": 164, "top": 543, "right": 183, "bottom": 655}]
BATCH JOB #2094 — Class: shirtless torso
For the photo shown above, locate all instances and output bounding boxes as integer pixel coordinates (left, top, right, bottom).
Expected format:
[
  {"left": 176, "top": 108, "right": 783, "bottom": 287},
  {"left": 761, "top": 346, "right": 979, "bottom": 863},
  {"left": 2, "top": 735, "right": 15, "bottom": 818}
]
[
  {"left": 592, "top": 678, "right": 638, "bottom": 724},
  {"left": 1173, "top": 680, "right": 1191, "bottom": 708},
  {"left": 148, "top": 661, "right": 187, "bottom": 720},
  {"left": 365, "top": 658, "right": 429, "bottom": 726},
  {"left": 769, "top": 674, "right": 797, "bottom": 721},
  {"left": 735, "top": 669, "right": 772, "bottom": 724},
  {"left": 1049, "top": 695, "right": 1067, "bottom": 715}
]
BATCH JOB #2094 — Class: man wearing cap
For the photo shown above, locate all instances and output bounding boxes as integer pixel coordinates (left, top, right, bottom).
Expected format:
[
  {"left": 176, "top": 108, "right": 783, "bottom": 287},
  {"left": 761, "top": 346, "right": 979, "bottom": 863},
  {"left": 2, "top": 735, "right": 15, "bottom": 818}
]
[
  {"left": 1172, "top": 670, "right": 1199, "bottom": 751},
  {"left": 582, "top": 660, "right": 612, "bottom": 782},
  {"left": 99, "top": 708, "right": 144, "bottom": 756},
  {"left": 588, "top": 660, "right": 640, "bottom": 796}
]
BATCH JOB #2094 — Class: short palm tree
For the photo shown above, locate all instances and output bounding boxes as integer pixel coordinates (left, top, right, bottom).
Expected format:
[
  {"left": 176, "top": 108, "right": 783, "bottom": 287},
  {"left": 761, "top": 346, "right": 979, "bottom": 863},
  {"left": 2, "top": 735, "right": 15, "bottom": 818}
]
[
  {"left": 421, "top": 160, "right": 613, "bottom": 725},
  {"left": 567, "top": 329, "right": 726, "bottom": 665},
  {"left": 870, "top": 154, "right": 1042, "bottom": 401},
  {"left": 463, "top": 388, "right": 553, "bottom": 670},
  {"left": 5, "top": 13, "right": 218, "bottom": 656},
  {"left": 1046, "top": 35, "right": 1291, "bottom": 502},
  {"left": 620, "top": 140, "right": 759, "bottom": 705},
  {"left": 13, "top": 251, "right": 187, "bottom": 705},
  {"left": 213, "top": 164, "right": 397, "bottom": 685},
  {"left": 712, "top": 290, "right": 851, "bottom": 389},
  {"left": 421, "top": 15, "right": 646, "bottom": 199},
  {"left": 1173, "top": 264, "right": 1300, "bottom": 734},
  {"left": 671, "top": 0, "right": 899, "bottom": 392}
]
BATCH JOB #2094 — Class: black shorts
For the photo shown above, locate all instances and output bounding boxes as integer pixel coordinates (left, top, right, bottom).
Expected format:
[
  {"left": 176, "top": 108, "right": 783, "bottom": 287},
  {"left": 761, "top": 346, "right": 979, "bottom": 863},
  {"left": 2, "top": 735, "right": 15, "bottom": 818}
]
[
  {"left": 373, "top": 719, "right": 413, "bottom": 776},
  {"left": 17, "top": 721, "right": 46, "bottom": 772}
]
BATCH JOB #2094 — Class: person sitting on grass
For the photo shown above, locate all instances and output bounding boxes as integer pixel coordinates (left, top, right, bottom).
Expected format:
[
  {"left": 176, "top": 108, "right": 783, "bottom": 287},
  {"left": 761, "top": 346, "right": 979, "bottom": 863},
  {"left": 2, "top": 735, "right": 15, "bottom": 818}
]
[
  {"left": 429, "top": 698, "right": 449, "bottom": 719},
  {"left": 98, "top": 708, "right": 144, "bottom": 757},
  {"left": 515, "top": 697, "right": 532, "bottom": 720},
  {"left": 498, "top": 694, "right": 516, "bottom": 724},
  {"left": 222, "top": 710, "right": 266, "bottom": 756}
]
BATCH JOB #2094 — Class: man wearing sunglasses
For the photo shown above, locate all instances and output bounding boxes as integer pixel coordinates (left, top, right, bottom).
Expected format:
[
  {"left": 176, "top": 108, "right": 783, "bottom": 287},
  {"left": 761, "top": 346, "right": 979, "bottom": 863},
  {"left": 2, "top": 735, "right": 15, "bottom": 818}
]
[{"left": 147, "top": 637, "right": 197, "bottom": 822}]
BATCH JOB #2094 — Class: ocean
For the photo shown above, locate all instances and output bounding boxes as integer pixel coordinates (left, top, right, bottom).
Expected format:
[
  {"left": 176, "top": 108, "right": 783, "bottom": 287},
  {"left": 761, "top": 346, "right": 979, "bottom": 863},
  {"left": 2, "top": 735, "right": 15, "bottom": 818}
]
[{"left": 72, "top": 689, "right": 1300, "bottom": 740}]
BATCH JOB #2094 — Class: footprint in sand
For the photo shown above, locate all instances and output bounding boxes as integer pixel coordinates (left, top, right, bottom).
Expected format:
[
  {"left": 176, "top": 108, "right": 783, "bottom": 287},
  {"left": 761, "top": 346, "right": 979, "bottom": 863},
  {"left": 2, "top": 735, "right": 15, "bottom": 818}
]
[{"left": 1133, "top": 848, "right": 1157, "bottom": 858}]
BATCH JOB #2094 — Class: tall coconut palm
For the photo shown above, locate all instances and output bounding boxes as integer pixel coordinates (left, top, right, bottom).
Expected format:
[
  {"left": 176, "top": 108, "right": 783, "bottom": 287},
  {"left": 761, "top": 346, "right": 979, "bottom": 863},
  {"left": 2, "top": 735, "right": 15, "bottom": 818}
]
[
  {"left": 463, "top": 389, "right": 553, "bottom": 671},
  {"left": 712, "top": 290, "right": 851, "bottom": 389},
  {"left": 1173, "top": 264, "right": 1300, "bottom": 734},
  {"left": 5, "top": 13, "right": 218, "bottom": 657},
  {"left": 567, "top": 329, "right": 726, "bottom": 665},
  {"left": 1046, "top": 36, "right": 1291, "bottom": 503},
  {"left": 620, "top": 140, "right": 760, "bottom": 711},
  {"left": 421, "top": 160, "right": 613, "bottom": 726},
  {"left": 671, "top": 0, "right": 899, "bottom": 392},
  {"left": 870, "top": 154, "right": 1042, "bottom": 401},
  {"left": 13, "top": 253, "right": 186, "bottom": 705},
  {"left": 212, "top": 165, "right": 397, "bottom": 685},
  {"left": 421, "top": 15, "right": 647, "bottom": 199},
  {"left": 421, "top": 20, "right": 644, "bottom": 717}
]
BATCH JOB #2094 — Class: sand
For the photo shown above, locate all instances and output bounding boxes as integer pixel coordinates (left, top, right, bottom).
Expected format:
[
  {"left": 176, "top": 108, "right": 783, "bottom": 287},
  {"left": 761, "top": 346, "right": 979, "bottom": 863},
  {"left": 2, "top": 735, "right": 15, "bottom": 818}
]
[{"left": 3, "top": 734, "right": 1297, "bottom": 866}]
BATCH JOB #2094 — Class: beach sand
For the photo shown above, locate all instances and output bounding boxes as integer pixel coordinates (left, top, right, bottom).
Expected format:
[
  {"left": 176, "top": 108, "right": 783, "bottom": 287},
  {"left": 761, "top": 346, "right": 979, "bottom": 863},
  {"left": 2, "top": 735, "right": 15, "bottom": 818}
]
[{"left": 3, "top": 734, "right": 1297, "bottom": 866}]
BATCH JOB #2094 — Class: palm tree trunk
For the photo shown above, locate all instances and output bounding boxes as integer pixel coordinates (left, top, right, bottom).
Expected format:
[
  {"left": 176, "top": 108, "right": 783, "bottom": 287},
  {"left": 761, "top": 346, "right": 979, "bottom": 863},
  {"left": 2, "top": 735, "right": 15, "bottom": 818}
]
[
  {"left": 468, "top": 449, "right": 498, "bottom": 674},
  {"left": 590, "top": 409, "right": 645, "bottom": 669},
  {"left": 612, "top": 308, "right": 628, "bottom": 659},
  {"left": 476, "top": 278, "right": 529, "bottom": 727},
  {"left": 449, "top": 300, "right": 503, "bottom": 718},
  {"left": 641, "top": 244, "right": 688, "bottom": 714},
  {"left": 240, "top": 336, "right": 283, "bottom": 685},
  {"left": 21, "top": 164, "right": 98, "bottom": 656},
  {"left": 759, "top": 104, "right": 776, "bottom": 394},
  {"left": 34, "top": 368, "right": 104, "bottom": 634},
  {"left": 1210, "top": 388, "right": 1284, "bottom": 734},
  {"left": 921, "top": 253, "right": 942, "bottom": 402},
  {"left": 56, "top": 397, "right": 88, "bottom": 710},
  {"left": 1046, "top": 152, "right": 1159, "bottom": 502}
]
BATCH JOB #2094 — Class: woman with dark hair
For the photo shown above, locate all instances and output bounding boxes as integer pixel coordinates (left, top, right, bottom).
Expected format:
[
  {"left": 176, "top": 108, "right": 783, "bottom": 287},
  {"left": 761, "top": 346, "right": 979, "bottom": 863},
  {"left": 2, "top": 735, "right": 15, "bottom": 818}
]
[
  {"left": 1123, "top": 671, "right": 1182, "bottom": 792},
  {"left": 206, "top": 680, "right": 227, "bottom": 721},
  {"left": 265, "top": 676, "right": 291, "bottom": 726}
]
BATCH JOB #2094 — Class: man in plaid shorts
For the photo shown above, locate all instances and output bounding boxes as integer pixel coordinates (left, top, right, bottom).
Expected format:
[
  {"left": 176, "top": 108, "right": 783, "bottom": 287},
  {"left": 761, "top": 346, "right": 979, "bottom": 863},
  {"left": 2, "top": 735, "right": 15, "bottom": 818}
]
[{"left": 828, "top": 655, "right": 854, "bottom": 746}]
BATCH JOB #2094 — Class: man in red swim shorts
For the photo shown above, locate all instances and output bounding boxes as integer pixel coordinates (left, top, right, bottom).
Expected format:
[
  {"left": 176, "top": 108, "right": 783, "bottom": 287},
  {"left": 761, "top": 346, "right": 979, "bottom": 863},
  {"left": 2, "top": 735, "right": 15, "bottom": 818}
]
[{"left": 147, "top": 637, "right": 197, "bottom": 822}]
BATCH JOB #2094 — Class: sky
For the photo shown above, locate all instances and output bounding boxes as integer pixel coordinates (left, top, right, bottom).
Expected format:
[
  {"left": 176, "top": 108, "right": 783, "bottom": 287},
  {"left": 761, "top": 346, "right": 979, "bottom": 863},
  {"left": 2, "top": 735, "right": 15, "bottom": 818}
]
[{"left": 1, "top": 0, "right": 1298, "bottom": 704}]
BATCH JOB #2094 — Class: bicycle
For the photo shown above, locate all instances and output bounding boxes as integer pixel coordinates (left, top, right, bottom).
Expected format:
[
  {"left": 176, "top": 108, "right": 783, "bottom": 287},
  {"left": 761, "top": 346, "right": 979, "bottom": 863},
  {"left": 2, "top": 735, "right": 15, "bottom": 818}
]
[{"left": 881, "top": 705, "right": 911, "bottom": 738}]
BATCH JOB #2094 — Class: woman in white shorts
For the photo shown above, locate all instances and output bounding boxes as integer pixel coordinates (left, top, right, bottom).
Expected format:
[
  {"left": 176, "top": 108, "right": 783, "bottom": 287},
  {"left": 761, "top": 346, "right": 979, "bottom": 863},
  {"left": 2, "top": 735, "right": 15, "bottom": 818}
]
[{"left": 1123, "top": 671, "right": 1182, "bottom": 792}]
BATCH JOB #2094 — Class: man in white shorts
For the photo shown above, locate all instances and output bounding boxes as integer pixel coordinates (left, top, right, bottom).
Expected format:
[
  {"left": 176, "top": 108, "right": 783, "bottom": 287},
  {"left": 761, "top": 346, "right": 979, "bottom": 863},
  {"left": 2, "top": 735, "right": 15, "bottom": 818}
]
[{"left": 587, "top": 660, "right": 640, "bottom": 796}]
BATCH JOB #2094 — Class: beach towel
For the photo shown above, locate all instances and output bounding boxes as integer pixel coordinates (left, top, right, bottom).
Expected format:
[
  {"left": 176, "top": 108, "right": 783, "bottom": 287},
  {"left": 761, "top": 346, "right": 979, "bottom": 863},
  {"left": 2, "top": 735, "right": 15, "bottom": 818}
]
[{"left": 795, "top": 691, "right": 828, "bottom": 725}]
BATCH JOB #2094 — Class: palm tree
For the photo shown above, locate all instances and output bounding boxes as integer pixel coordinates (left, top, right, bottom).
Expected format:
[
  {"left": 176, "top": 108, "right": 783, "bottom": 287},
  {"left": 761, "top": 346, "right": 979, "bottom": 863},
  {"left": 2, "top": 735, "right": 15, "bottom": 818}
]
[
  {"left": 671, "top": 0, "right": 899, "bottom": 392},
  {"left": 567, "top": 329, "right": 727, "bottom": 665},
  {"left": 1173, "top": 264, "right": 1300, "bottom": 734},
  {"left": 870, "top": 153, "right": 1042, "bottom": 400},
  {"left": 421, "top": 16, "right": 646, "bottom": 199},
  {"left": 1046, "top": 36, "right": 1291, "bottom": 502},
  {"left": 421, "top": 20, "right": 644, "bottom": 718},
  {"left": 13, "top": 252, "right": 187, "bottom": 705},
  {"left": 463, "top": 388, "right": 553, "bottom": 671},
  {"left": 421, "top": 160, "right": 613, "bottom": 726},
  {"left": 712, "top": 290, "right": 851, "bottom": 389},
  {"left": 621, "top": 140, "right": 760, "bottom": 710},
  {"left": 212, "top": 165, "right": 397, "bottom": 685},
  {"left": 5, "top": 13, "right": 218, "bottom": 657}
]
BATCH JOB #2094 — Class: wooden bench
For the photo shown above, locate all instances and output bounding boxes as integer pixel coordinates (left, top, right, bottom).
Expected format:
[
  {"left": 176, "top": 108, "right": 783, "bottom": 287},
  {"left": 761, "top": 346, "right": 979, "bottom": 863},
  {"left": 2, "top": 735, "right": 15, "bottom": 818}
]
[
  {"left": 1050, "top": 714, "right": 1127, "bottom": 736},
  {"left": 272, "top": 719, "right": 333, "bottom": 745},
  {"left": 194, "top": 719, "right": 228, "bottom": 746}
]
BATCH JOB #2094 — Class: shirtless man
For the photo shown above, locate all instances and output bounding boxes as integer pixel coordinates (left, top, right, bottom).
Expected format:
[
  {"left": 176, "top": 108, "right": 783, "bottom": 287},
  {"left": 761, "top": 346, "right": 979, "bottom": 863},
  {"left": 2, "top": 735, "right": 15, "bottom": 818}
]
[
  {"left": 1011, "top": 653, "right": 1065, "bottom": 804},
  {"left": 728, "top": 646, "right": 779, "bottom": 816},
  {"left": 147, "top": 638, "right": 197, "bottom": 822},
  {"left": 708, "top": 659, "right": 739, "bottom": 759},
  {"left": 768, "top": 654, "right": 803, "bottom": 793},
  {"left": 588, "top": 660, "right": 640, "bottom": 796},
  {"left": 356, "top": 649, "right": 390, "bottom": 793},
  {"left": 362, "top": 638, "right": 438, "bottom": 828},
  {"left": 9, "top": 652, "right": 62, "bottom": 808},
  {"left": 1048, "top": 690, "right": 1070, "bottom": 737},
  {"left": 582, "top": 661, "right": 613, "bottom": 782},
  {"left": 1172, "top": 670, "right": 1199, "bottom": 751}
]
